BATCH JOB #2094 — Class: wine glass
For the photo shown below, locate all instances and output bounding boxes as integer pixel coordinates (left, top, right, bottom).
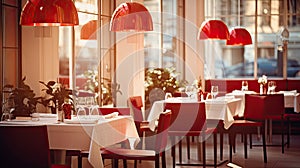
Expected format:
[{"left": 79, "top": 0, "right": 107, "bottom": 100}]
[
  {"left": 241, "top": 81, "right": 248, "bottom": 91},
  {"left": 185, "top": 85, "right": 195, "bottom": 98},
  {"left": 165, "top": 92, "right": 172, "bottom": 100},
  {"left": 76, "top": 107, "right": 87, "bottom": 120},
  {"left": 1, "top": 98, "right": 14, "bottom": 121},
  {"left": 268, "top": 81, "right": 276, "bottom": 94},
  {"left": 211, "top": 86, "right": 219, "bottom": 99}
]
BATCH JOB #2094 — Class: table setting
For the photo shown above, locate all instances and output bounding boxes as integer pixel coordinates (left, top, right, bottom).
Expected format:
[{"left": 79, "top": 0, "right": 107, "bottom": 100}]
[{"left": 0, "top": 108, "right": 140, "bottom": 168}]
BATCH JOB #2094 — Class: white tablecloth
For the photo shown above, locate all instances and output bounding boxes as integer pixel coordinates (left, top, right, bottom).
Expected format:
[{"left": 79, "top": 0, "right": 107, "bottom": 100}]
[
  {"left": 205, "top": 97, "right": 243, "bottom": 129},
  {"left": 227, "top": 90, "right": 300, "bottom": 113},
  {"left": 147, "top": 97, "right": 243, "bottom": 130},
  {"left": 0, "top": 115, "right": 140, "bottom": 168}
]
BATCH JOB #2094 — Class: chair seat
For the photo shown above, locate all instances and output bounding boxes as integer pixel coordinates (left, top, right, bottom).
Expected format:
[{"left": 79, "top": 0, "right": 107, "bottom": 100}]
[
  {"left": 232, "top": 120, "right": 263, "bottom": 127},
  {"left": 284, "top": 113, "right": 300, "bottom": 121},
  {"left": 168, "top": 130, "right": 203, "bottom": 136},
  {"left": 101, "top": 148, "right": 156, "bottom": 158}
]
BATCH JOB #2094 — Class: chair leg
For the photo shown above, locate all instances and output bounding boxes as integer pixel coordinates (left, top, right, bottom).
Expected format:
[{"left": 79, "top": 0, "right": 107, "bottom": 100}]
[
  {"left": 229, "top": 132, "right": 233, "bottom": 163},
  {"left": 171, "top": 137, "right": 176, "bottom": 168},
  {"left": 213, "top": 133, "right": 217, "bottom": 168},
  {"left": 162, "top": 151, "right": 166, "bottom": 168},
  {"left": 112, "top": 159, "right": 119, "bottom": 168},
  {"left": 78, "top": 155, "right": 82, "bottom": 168},
  {"left": 249, "top": 134, "right": 253, "bottom": 149},
  {"left": 186, "top": 136, "right": 191, "bottom": 160},
  {"left": 155, "top": 154, "right": 160, "bottom": 168},
  {"left": 287, "top": 118, "right": 291, "bottom": 148},
  {"left": 134, "top": 160, "right": 137, "bottom": 168},
  {"left": 233, "top": 133, "right": 236, "bottom": 153},
  {"left": 220, "top": 132, "right": 223, "bottom": 161},
  {"left": 179, "top": 139, "right": 182, "bottom": 163},
  {"left": 123, "top": 160, "right": 127, "bottom": 168},
  {"left": 262, "top": 128, "right": 267, "bottom": 163},
  {"left": 243, "top": 133, "right": 248, "bottom": 159},
  {"left": 281, "top": 117, "right": 285, "bottom": 154},
  {"left": 202, "top": 134, "right": 206, "bottom": 168}
]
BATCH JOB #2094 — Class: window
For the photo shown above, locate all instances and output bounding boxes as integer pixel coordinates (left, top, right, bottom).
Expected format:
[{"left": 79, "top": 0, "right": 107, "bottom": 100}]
[
  {"left": 205, "top": 0, "right": 300, "bottom": 79},
  {"left": 59, "top": 0, "right": 116, "bottom": 106},
  {"left": 144, "top": 0, "right": 185, "bottom": 74}
]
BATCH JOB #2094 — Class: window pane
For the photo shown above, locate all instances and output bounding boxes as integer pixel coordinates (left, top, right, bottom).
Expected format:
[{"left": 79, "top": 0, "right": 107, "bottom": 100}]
[
  {"left": 3, "top": 6, "right": 17, "bottom": 48},
  {"left": 3, "top": 49, "right": 17, "bottom": 86}
]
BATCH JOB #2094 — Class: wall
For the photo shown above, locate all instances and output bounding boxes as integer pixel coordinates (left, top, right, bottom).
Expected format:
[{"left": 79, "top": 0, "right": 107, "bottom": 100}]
[{"left": 22, "top": 26, "right": 60, "bottom": 112}]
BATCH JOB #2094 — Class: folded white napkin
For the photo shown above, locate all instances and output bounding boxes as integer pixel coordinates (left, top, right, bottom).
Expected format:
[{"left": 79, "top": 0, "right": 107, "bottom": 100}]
[
  {"left": 38, "top": 113, "right": 57, "bottom": 118},
  {"left": 64, "top": 118, "right": 99, "bottom": 124},
  {"left": 103, "top": 112, "right": 119, "bottom": 119}
]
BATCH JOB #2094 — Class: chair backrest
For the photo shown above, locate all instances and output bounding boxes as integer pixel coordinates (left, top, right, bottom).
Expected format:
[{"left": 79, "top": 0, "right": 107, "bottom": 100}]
[
  {"left": 149, "top": 88, "right": 165, "bottom": 105},
  {"left": 244, "top": 94, "right": 285, "bottom": 120},
  {"left": 173, "top": 91, "right": 188, "bottom": 97},
  {"left": 129, "top": 96, "right": 144, "bottom": 122},
  {"left": 0, "top": 125, "right": 51, "bottom": 168},
  {"left": 165, "top": 102, "right": 207, "bottom": 134},
  {"left": 155, "top": 110, "right": 172, "bottom": 154},
  {"left": 98, "top": 107, "right": 130, "bottom": 116}
]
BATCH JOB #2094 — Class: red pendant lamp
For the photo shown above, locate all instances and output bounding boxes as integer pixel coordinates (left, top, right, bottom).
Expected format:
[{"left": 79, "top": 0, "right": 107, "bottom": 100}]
[
  {"left": 226, "top": 0, "right": 252, "bottom": 45},
  {"left": 110, "top": 2, "right": 153, "bottom": 32},
  {"left": 198, "top": 20, "right": 230, "bottom": 40},
  {"left": 80, "top": 20, "right": 98, "bottom": 40},
  {"left": 198, "top": 0, "right": 229, "bottom": 40},
  {"left": 20, "top": 0, "right": 79, "bottom": 26},
  {"left": 226, "top": 27, "right": 252, "bottom": 45}
]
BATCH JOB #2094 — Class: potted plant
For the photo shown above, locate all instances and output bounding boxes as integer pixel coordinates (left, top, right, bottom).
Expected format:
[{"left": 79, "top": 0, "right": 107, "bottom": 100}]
[
  {"left": 144, "top": 67, "right": 188, "bottom": 108},
  {"left": 83, "top": 70, "right": 122, "bottom": 105},
  {"left": 39, "top": 80, "right": 74, "bottom": 116},
  {"left": 2, "top": 77, "right": 41, "bottom": 118}
]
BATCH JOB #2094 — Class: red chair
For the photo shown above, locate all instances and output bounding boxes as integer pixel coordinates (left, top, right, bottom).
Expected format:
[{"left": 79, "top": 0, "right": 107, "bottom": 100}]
[
  {"left": 101, "top": 110, "right": 172, "bottom": 168},
  {"left": 77, "top": 107, "right": 131, "bottom": 168},
  {"left": 0, "top": 125, "right": 70, "bottom": 168},
  {"left": 128, "top": 96, "right": 152, "bottom": 142},
  {"left": 98, "top": 107, "right": 131, "bottom": 116},
  {"left": 165, "top": 102, "right": 218, "bottom": 168},
  {"left": 227, "top": 94, "right": 285, "bottom": 163}
]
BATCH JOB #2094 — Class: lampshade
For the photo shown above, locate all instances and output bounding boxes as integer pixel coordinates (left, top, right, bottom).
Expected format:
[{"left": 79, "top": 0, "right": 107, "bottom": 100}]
[
  {"left": 198, "top": 20, "right": 229, "bottom": 40},
  {"left": 110, "top": 2, "right": 153, "bottom": 32},
  {"left": 80, "top": 20, "right": 98, "bottom": 40},
  {"left": 226, "top": 27, "right": 252, "bottom": 45},
  {"left": 20, "top": 0, "right": 79, "bottom": 26}
]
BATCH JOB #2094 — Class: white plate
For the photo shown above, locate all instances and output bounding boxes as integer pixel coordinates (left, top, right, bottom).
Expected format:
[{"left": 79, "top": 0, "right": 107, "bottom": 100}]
[
  {"left": 8, "top": 119, "right": 30, "bottom": 122},
  {"left": 64, "top": 119, "right": 98, "bottom": 124},
  {"left": 39, "top": 113, "right": 57, "bottom": 118}
]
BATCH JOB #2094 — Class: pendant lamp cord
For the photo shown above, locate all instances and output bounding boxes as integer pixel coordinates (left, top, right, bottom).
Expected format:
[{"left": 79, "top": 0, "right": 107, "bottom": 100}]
[{"left": 238, "top": 0, "right": 240, "bottom": 26}]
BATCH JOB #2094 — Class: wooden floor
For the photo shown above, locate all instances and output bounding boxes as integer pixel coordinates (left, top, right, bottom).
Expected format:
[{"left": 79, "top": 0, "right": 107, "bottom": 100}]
[{"left": 103, "top": 133, "right": 300, "bottom": 168}]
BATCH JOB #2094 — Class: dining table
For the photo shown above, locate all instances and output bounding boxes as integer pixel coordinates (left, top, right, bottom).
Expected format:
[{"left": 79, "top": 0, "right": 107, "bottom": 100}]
[
  {"left": 147, "top": 96, "right": 243, "bottom": 131},
  {"left": 226, "top": 90, "right": 300, "bottom": 142},
  {"left": 0, "top": 113, "right": 140, "bottom": 168},
  {"left": 226, "top": 90, "right": 300, "bottom": 113}
]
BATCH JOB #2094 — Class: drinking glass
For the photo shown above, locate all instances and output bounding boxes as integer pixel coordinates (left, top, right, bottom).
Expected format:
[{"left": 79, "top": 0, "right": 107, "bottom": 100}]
[
  {"left": 1, "top": 98, "right": 14, "bottom": 121},
  {"left": 185, "top": 85, "right": 195, "bottom": 98},
  {"left": 165, "top": 92, "right": 172, "bottom": 100},
  {"left": 211, "top": 86, "right": 219, "bottom": 99},
  {"left": 76, "top": 107, "right": 87, "bottom": 119},
  {"left": 241, "top": 81, "right": 248, "bottom": 91},
  {"left": 268, "top": 81, "right": 276, "bottom": 94}
]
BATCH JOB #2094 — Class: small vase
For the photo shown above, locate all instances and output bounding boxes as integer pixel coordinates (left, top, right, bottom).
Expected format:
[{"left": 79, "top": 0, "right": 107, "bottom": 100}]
[
  {"left": 260, "top": 84, "right": 264, "bottom": 94},
  {"left": 56, "top": 107, "right": 64, "bottom": 122}
]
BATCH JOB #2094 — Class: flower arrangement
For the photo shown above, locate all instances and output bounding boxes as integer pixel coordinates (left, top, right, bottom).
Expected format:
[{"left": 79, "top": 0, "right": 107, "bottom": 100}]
[
  {"left": 258, "top": 75, "right": 268, "bottom": 85},
  {"left": 192, "top": 76, "right": 202, "bottom": 90},
  {"left": 39, "top": 80, "right": 74, "bottom": 112}
]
